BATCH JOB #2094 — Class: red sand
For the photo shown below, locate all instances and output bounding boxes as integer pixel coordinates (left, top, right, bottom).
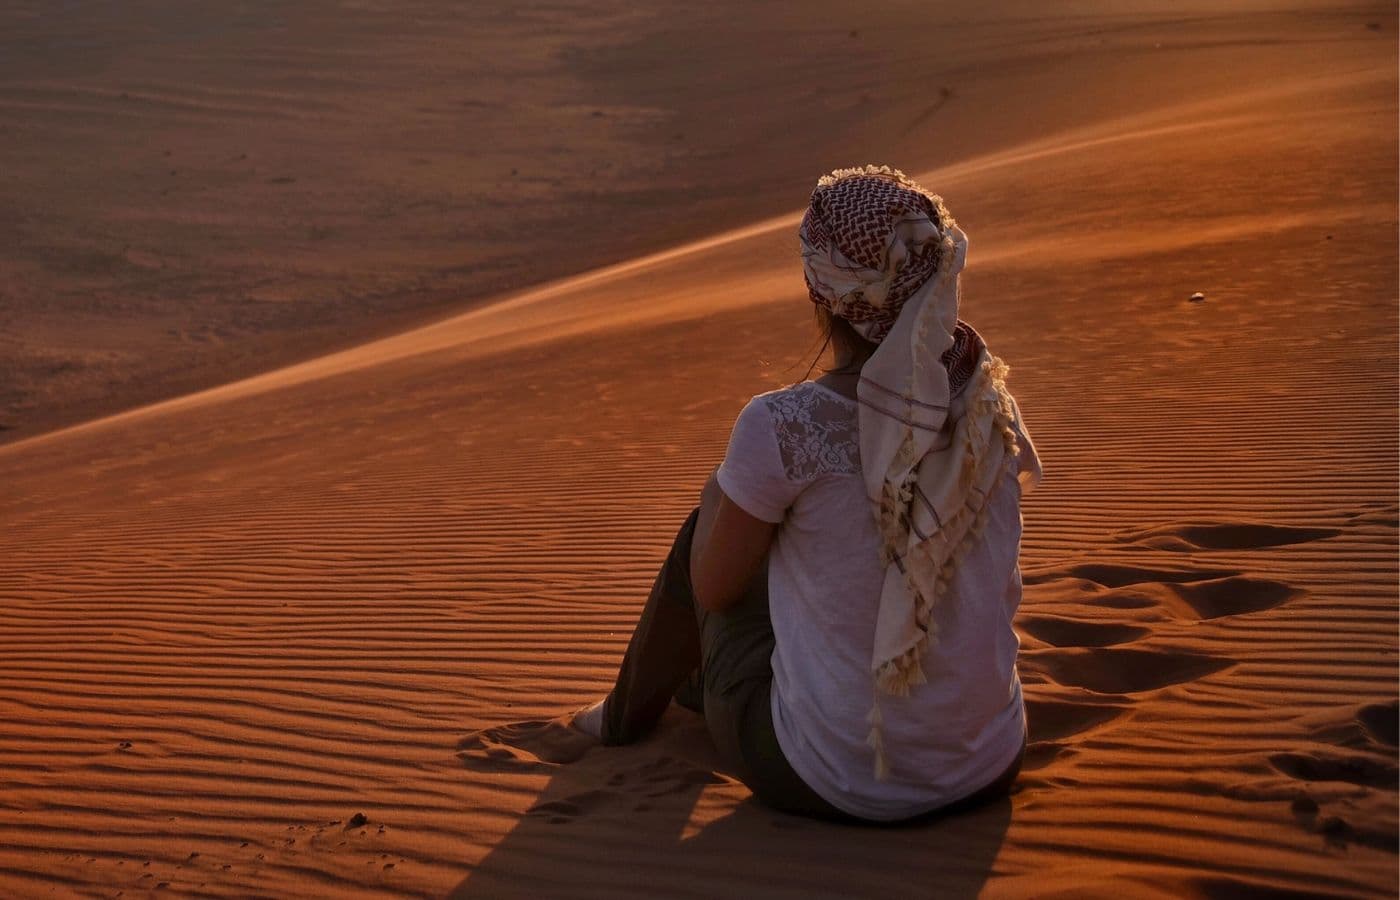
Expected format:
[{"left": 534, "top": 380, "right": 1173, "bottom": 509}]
[{"left": 0, "top": 2, "right": 1395, "bottom": 897}]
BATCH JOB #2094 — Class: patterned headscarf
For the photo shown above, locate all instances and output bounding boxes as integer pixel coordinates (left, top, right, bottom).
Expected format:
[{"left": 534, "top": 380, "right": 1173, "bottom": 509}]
[
  {"left": 800, "top": 167, "right": 948, "bottom": 342},
  {"left": 798, "top": 166, "right": 1042, "bottom": 780}
]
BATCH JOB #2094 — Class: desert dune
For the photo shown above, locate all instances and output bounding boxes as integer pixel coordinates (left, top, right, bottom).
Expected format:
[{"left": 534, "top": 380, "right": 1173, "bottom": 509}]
[{"left": 0, "top": 2, "right": 1396, "bottom": 897}]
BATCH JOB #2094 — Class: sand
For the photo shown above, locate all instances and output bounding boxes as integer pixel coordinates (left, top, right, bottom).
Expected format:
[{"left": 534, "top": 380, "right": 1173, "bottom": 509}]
[{"left": 0, "top": 1, "right": 1396, "bottom": 897}]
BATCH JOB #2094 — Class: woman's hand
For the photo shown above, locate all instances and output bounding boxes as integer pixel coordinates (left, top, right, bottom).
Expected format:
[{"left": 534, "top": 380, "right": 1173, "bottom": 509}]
[{"left": 690, "top": 470, "right": 777, "bottom": 613}]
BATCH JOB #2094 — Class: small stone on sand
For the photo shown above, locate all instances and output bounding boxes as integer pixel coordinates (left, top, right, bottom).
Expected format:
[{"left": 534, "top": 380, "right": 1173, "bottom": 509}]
[{"left": 1189, "top": 292, "right": 1206, "bottom": 302}]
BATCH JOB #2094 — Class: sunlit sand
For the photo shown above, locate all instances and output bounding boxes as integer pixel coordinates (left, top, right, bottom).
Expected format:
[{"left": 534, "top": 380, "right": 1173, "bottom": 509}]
[{"left": 0, "top": 2, "right": 1395, "bottom": 896}]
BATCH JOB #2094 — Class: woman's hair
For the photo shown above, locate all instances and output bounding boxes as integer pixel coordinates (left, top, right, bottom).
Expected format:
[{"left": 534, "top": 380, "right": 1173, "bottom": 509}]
[{"left": 802, "top": 305, "right": 881, "bottom": 380}]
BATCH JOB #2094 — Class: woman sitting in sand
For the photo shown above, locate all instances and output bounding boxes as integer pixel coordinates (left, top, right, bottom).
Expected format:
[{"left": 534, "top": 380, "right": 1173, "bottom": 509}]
[{"left": 573, "top": 165, "right": 1041, "bottom": 823}]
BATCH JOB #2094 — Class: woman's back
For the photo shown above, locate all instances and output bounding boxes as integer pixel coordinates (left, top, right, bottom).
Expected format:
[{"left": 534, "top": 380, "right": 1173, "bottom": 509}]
[
  {"left": 717, "top": 380, "right": 1027, "bottom": 821},
  {"left": 572, "top": 165, "right": 1037, "bottom": 825}
]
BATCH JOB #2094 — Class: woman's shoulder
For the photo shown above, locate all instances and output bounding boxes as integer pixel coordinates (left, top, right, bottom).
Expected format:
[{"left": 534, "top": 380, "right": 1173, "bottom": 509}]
[
  {"left": 749, "top": 380, "right": 858, "bottom": 417},
  {"left": 741, "top": 382, "right": 860, "bottom": 480}
]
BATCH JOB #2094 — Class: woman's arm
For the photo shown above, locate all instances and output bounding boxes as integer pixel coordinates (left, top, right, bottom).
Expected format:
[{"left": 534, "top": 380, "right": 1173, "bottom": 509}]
[{"left": 691, "top": 470, "right": 777, "bottom": 613}]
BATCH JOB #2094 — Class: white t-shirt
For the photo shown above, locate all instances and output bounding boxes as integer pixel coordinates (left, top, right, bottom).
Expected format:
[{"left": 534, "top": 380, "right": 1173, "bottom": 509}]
[{"left": 715, "top": 380, "right": 1027, "bottom": 821}]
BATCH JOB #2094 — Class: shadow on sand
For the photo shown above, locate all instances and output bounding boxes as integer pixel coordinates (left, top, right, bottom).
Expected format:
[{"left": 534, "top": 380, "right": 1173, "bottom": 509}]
[{"left": 450, "top": 708, "right": 1013, "bottom": 898}]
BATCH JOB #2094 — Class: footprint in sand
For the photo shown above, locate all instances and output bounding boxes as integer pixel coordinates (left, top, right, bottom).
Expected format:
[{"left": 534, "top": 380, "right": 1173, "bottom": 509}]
[
  {"left": 1024, "top": 558, "right": 1305, "bottom": 624},
  {"left": 1019, "top": 693, "right": 1127, "bottom": 772},
  {"left": 456, "top": 716, "right": 597, "bottom": 773},
  {"left": 1023, "top": 697, "right": 1130, "bottom": 745},
  {"left": 1028, "top": 646, "right": 1234, "bottom": 695},
  {"left": 1018, "top": 615, "right": 1148, "bottom": 648},
  {"left": 1357, "top": 700, "right": 1399, "bottom": 747},
  {"left": 1023, "top": 563, "right": 1237, "bottom": 589},
  {"left": 607, "top": 754, "right": 728, "bottom": 798},
  {"left": 1270, "top": 704, "right": 1400, "bottom": 852},
  {"left": 1154, "top": 576, "right": 1303, "bottom": 620},
  {"left": 1097, "top": 576, "right": 1304, "bottom": 621},
  {"left": 1271, "top": 700, "right": 1400, "bottom": 791},
  {"left": 1345, "top": 501, "right": 1398, "bottom": 530},
  {"left": 526, "top": 756, "right": 727, "bottom": 823},
  {"left": 1269, "top": 750, "right": 1399, "bottom": 791},
  {"left": 1117, "top": 521, "right": 1342, "bottom": 552},
  {"left": 525, "top": 789, "right": 615, "bottom": 825}
]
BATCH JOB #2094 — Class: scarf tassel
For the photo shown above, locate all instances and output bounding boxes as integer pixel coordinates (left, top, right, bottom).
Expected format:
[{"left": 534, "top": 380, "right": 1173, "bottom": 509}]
[{"left": 864, "top": 358, "right": 1024, "bottom": 779}]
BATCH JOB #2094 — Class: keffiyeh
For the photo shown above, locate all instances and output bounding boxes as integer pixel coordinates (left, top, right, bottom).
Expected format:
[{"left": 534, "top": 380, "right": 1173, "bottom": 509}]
[{"left": 799, "top": 166, "right": 1042, "bottom": 779}]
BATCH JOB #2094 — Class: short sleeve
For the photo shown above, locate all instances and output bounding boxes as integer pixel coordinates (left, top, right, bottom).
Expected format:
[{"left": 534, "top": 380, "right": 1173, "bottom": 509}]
[{"left": 715, "top": 396, "right": 804, "bottom": 524}]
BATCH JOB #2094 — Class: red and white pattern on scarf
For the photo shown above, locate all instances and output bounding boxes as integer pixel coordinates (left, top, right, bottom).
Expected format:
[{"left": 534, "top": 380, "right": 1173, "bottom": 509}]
[
  {"left": 800, "top": 172, "right": 945, "bottom": 342},
  {"left": 944, "top": 321, "right": 985, "bottom": 398}
]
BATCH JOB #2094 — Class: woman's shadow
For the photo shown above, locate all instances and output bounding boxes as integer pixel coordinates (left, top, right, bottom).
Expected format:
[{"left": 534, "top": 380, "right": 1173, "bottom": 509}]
[{"left": 450, "top": 708, "right": 1014, "bottom": 898}]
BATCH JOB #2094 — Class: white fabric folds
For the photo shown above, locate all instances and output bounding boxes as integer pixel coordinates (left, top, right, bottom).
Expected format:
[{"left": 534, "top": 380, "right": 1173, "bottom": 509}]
[{"left": 799, "top": 166, "right": 1042, "bottom": 779}]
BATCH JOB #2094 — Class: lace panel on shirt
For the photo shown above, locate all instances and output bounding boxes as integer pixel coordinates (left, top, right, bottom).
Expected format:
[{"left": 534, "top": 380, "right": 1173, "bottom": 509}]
[{"left": 762, "top": 385, "right": 860, "bottom": 481}]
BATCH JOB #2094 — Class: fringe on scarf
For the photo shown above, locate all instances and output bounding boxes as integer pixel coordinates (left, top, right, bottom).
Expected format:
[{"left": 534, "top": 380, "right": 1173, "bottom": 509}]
[{"left": 866, "top": 355, "right": 1023, "bottom": 779}]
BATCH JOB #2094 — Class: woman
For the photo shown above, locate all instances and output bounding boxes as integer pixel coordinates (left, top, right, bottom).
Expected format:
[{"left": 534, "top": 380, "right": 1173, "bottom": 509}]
[{"left": 573, "top": 165, "right": 1041, "bottom": 824}]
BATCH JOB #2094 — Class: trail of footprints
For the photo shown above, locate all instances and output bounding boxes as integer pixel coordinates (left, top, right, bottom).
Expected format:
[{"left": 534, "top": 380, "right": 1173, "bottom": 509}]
[
  {"left": 1018, "top": 560, "right": 1278, "bottom": 757},
  {"left": 1019, "top": 520, "right": 1349, "bottom": 749},
  {"left": 1018, "top": 516, "right": 1398, "bottom": 851}
]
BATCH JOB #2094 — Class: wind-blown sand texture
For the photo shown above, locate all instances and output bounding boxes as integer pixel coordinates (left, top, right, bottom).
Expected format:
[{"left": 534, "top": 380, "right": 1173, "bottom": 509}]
[{"left": 1, "top": 2, "right": 1397, "bottom": 898}]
